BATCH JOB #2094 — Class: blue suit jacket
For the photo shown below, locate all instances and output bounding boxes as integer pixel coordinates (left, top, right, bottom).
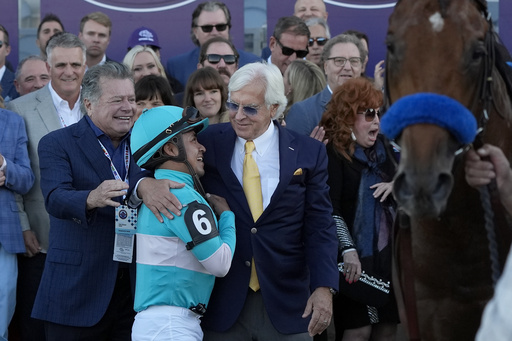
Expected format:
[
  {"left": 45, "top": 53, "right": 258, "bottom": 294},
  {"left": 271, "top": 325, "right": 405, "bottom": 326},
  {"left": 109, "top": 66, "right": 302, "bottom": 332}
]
[
  {"left": 1, "top": 67, "right": 19, "bottom": 104},
  {"left": 32, "top": 117, "right": 147, "bottom": 327},
  {"left": 199, "top": 122, "right": 338, "bottom": 334},
  {"left": 166, "top": 47, "right": 262, "bottom": 87},
  {"left": 0, "top": 109, "right": 34, "bottom": 254},
  {"left": 286, "top": 87, "right": 332, "bottom": 136}
]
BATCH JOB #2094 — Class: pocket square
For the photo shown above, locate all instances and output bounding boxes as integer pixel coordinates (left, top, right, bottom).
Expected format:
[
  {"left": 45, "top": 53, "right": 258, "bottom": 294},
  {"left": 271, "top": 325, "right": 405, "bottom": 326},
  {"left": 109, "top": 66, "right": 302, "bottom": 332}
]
[{"left": 293, "top": 168, "right": 303, "bottom": 176}]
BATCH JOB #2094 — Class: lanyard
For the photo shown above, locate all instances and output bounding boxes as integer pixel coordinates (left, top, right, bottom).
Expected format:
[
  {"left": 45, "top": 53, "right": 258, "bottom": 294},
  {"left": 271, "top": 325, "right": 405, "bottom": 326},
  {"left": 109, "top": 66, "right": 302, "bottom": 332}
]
[{"left": 98, "top": 140, "right": 130, "bottom": 198}]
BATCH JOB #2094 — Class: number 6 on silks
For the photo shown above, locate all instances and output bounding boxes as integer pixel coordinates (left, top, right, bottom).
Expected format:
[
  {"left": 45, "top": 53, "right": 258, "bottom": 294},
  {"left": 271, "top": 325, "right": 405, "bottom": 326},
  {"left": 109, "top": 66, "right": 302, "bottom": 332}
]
[{"left": 184, "top": 201, "right": 220, "bottom": 250}]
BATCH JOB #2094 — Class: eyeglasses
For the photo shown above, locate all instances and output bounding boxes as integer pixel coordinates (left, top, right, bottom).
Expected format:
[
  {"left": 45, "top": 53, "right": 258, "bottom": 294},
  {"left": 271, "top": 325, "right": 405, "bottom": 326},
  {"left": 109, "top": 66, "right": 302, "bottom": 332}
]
[
  {"left": 357, "top": 108, "right": 381, "bottom": 122},
  {"left": 308, "top": 37, "right": 328, "bottom": 47},
  {"left": 194, "top": 23, "right": 229, "bottom": 33},
  {"left": 226, "top": 100, "right": 259, "bottom": 116},
  {"left": 205, "top": 54, "right": 237, "bottom": 65},
  {"left": 327, "top": 57, "right": 362, "bottom": 68},
  {"left": 274, "top": 37, "right": 309, "bottom": 58}
]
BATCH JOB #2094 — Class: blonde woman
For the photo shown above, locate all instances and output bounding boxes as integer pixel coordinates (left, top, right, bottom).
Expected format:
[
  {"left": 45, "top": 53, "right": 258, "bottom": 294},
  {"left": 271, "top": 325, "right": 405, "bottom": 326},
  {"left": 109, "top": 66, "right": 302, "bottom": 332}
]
[
  {"left": 282, "top": 59, "right": 326, "bottom": 118},
  {"left": 123, "top": 45, "right": 166, "bottom": 83}
]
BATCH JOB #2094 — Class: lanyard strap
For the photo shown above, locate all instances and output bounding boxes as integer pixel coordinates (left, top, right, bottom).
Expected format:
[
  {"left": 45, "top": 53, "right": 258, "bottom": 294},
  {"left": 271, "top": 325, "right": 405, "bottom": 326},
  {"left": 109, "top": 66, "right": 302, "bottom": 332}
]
[{"left": 98, "top": 141, "right": 130, "bottom": 198}]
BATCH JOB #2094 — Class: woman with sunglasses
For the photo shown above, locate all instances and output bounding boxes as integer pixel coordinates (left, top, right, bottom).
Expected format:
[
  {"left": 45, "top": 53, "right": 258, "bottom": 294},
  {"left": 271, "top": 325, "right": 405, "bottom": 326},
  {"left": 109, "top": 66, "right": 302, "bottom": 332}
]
[
  {"left": 183, "top": 67, "right": 228, "bottom": 125},
  {"left": 319, "top": 77, "right": 399, "bottom": 341}
]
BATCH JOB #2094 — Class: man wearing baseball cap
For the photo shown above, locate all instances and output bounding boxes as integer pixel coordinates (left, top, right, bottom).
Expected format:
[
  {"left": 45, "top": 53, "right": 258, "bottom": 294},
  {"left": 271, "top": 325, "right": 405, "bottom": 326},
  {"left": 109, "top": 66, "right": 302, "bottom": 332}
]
[
  {"left": 127, "top": 26, "right": 161, "bottom": 59},
  {"left": 130, "top": 105, "right": 236, "bottom": 341}
]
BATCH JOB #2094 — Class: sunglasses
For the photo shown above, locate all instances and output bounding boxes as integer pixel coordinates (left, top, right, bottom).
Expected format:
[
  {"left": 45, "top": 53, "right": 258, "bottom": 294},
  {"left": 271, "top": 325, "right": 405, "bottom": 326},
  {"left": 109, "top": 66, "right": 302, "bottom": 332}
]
[
  {"left": 358, "top": 108, "right": 381, "bottom": 122},
  {"left": 308, "top": 37, "right": 328, "bottom": 47},
  {"left": 274, "top": 37, "right": 309, "bottom": 58},
  {"left": 205, "top": 54, "right": 237, "bottom": 65},
  {"left": 194, "top": 23, "right": 229, "bottom": 33},
  {"left": 226, "top": 100, "right": 259, "bottom": 116}
]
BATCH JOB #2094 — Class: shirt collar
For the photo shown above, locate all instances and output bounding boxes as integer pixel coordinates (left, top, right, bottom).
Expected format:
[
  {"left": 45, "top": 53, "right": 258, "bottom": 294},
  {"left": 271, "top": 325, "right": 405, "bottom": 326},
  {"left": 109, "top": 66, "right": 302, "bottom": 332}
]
[
  {"left": 236, "top": 121, "right": 277, "bottom": 156},
  {"left": 48, "top": 80, "right": 81, "bottom": 108},
  {"left": 0, "top": 65, "right": 5, "bottom": 81},
  {"left": 85, "top": 115, "right": 130, "bottom": 144}
]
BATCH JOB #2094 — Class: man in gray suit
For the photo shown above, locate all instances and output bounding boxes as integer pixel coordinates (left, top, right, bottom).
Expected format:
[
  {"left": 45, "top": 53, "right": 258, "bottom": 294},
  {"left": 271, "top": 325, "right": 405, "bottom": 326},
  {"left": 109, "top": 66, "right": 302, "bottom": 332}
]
[
  {"left": 285, "top": 34, "right": 366, "bottom": 136},
  {"left": 6, "top": 32, "right": 86, "bottom": 341}
]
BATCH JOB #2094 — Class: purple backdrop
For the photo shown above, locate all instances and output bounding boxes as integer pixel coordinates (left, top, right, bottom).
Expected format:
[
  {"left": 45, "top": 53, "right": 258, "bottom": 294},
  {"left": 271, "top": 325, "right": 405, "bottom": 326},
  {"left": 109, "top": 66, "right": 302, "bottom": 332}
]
[
  {"left": 39, "top": 0, "right": 247, "bottom": 66},
  {"left": 3, "top": 1, "right": 511, "bottom": 73}
]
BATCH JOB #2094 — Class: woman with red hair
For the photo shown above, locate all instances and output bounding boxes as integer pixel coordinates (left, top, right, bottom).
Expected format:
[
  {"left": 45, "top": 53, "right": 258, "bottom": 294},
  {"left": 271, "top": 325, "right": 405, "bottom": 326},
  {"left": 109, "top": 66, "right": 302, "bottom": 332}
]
[{"left": 320, "top": 77, "right": 399, "bottom": 341}]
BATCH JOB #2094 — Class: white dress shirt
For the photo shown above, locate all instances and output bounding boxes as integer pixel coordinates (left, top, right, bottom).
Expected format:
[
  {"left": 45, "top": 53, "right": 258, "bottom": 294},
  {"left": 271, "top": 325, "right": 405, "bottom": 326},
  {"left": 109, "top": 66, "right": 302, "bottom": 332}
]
[
  {"left": 48, "top": 81, "right": 82, "bottom": 127},
  {"left": 231, "top": 122, "right": 280, "bottom": 210}
]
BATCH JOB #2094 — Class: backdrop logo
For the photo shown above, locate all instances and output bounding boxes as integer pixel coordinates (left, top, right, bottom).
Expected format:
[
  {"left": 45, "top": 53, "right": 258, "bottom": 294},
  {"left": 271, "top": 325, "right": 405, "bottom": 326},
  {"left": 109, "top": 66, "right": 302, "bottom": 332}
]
[
  {"left": 325, "top": 1, "right": 396, "bottom": 9},
  {"left": 83, "top": 0, "right": 197, "bottom": 12}
]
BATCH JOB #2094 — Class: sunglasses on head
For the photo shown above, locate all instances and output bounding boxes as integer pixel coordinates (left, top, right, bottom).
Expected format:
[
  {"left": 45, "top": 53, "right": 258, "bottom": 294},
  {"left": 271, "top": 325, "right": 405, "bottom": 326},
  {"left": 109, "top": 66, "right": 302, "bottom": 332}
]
[
  {"left": 226, "top": 100, "right": 259, "bottom": 116},
  {"left": 358, "top": 108, "right": 381, "bottom": 122},
  {"left": 205, "top": 54, "right": 237, "bottom": 65},
  {"left": 194, "top": 23, "right": 229, "bottom": 33},
  {"left": 308, "top": 37, "right": 328, "bottom": 47},
  {"left": 274, "top": 37, "right": 309, "bottom": 58}
]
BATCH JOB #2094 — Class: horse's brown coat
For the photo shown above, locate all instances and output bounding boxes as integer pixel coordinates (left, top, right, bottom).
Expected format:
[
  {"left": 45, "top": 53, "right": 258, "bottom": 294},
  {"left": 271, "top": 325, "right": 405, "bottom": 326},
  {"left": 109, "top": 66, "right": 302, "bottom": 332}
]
[{"left": 386, "top": 0, "right": 512, "bottom": 339}]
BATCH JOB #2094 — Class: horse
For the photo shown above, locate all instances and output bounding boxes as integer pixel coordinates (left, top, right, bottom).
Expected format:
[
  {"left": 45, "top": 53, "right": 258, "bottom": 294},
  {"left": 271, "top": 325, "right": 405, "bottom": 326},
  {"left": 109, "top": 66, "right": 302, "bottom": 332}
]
[{"left": 382, "top": 0, "right": 512, "bottom": 339}]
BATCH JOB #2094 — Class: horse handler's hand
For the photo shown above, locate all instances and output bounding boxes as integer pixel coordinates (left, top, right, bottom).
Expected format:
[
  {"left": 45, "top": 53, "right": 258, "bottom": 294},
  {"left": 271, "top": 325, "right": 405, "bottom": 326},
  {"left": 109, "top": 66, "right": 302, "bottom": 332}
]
[{"left": 302, "top": 287, "right": 333, "bottom": 336}]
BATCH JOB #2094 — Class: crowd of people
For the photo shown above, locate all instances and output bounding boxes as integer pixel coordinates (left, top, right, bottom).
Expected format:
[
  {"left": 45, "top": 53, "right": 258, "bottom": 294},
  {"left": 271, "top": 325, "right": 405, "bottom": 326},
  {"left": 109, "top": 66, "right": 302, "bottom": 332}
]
[{"left": 2, "top": 0, "right": 510, "bottom": 341}]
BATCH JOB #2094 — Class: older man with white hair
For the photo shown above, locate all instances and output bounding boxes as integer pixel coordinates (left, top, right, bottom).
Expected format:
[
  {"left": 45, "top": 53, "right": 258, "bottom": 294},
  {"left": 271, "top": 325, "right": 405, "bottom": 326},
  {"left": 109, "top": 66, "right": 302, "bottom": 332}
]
[{"left": 198, "top": 62, "right": 338, "bottom": 340}]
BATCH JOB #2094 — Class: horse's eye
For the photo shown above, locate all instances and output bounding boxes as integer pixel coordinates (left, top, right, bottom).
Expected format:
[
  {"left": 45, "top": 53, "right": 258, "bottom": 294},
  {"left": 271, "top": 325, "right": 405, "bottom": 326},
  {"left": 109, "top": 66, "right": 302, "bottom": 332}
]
[
  {"left": 385, "top": 35, "right": 395, "bottom": 55},
  {"left": 471, "top": 42, "right": 487, "bottom": 61}
]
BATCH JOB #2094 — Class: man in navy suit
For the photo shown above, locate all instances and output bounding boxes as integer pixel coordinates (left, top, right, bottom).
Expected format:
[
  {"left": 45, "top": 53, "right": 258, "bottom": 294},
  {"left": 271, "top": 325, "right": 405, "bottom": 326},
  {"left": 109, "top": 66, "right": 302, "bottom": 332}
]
[
  {"left": 199, "top": 62, "right": 338, "bottom": 340},
  {"left": 166, "top": 1, "right": 260, "bottom": 88},
  {"left": 286, "top": 34, "right": 366, "bottom": 136},
  {"left": 0, "top": 25, "right": 19, "bottom": 104},
  {"left": 32, "top": 62, "right": 146, "bottom": 340},
  {"left": 0, "top": 108, "right": 34, "bottom": 341}
]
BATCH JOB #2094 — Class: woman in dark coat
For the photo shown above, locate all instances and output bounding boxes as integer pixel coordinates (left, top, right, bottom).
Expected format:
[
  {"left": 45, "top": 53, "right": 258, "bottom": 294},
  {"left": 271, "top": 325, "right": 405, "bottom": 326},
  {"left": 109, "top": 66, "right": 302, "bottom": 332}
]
[{"left": 319, "top": 77, "right": 399, "bottom": 341}]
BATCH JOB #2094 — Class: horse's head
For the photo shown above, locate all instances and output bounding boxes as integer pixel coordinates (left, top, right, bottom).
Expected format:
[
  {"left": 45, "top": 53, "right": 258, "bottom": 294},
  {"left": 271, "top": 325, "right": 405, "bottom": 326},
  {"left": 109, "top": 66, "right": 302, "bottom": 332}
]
[{"left": 383, "top": 0, "right": 492, "bottom": 218}]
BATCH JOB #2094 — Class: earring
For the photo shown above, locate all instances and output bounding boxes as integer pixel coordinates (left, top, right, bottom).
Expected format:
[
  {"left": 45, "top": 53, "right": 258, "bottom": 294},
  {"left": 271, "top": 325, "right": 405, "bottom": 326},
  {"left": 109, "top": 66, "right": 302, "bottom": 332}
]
[{"left": 350, "top": 129, "right": 357, "bottom": 141}]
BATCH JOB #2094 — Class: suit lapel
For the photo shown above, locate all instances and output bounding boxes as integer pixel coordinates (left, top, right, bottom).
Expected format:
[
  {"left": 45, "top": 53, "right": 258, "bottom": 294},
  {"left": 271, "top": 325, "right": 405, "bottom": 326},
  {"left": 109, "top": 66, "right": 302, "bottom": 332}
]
[
  {"left": 36, "top": 87, "right": 62, "bottom": 133},
  {"left": 74, "top": 118, "right": 115, "bottom": 182},
  {"left": 320, "top": 87, "right": 332, "bottom": 110}
]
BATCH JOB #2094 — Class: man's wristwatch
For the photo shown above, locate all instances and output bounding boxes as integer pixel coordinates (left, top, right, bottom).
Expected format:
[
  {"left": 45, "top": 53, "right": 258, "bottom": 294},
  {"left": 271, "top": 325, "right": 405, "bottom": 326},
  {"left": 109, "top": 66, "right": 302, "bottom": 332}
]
[{"left": 329, "top": 287, "right": 338, "bottom": 295}]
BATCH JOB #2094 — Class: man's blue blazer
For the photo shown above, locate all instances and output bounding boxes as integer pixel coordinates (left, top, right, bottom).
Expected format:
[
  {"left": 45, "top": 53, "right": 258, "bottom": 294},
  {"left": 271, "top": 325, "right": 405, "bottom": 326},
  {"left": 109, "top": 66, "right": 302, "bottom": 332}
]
[
  {"left": 286, "top": 86, "right": 332, "bottom": 136},
  {"left": 1, "top": 68, "right": 19, "bottom": 104},
  {"left": 0, "top": 109, "right": 34, "bottom": 254},
  {"left": 32, "top": 117, "right": 146, "bottom": 327},
  {"left": 199, "top": 121, "right": 338, "bottom": 334}
]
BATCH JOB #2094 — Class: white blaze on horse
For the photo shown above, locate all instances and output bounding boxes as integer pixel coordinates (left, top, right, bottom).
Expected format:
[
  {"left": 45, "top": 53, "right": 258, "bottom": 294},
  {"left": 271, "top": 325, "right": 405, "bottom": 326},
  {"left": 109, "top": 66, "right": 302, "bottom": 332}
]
[{"left": 381, "top": 0, "right": 512, "bottom": 340}]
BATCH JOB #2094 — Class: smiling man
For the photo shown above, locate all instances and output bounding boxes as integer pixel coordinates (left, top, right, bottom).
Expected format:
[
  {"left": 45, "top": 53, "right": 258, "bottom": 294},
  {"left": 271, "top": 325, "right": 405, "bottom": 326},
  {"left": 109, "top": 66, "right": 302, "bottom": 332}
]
[
  {"left": 286, "top": 34, "right": 367, "bottom": 136},
  {"left": 6, "top": 32, "right": 87, "bottom": 340},
  {"left": 198, "top": 62, "right": 338, "bottom": 340},
  {"left": 14, "top": 55, "right": 50, "bottom": 96},
  {"left": 32, "top": 62, "right": 146, "bottom": 340},
  {"left": 79, "top": 12, "right": 113, "bottom": 68}
]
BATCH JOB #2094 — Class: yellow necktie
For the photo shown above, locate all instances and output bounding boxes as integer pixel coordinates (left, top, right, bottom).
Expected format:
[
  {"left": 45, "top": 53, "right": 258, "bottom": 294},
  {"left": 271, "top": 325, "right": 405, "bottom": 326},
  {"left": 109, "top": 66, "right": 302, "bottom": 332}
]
[{"left": 243, "top": 141, "right": 262, "bottom": 291}]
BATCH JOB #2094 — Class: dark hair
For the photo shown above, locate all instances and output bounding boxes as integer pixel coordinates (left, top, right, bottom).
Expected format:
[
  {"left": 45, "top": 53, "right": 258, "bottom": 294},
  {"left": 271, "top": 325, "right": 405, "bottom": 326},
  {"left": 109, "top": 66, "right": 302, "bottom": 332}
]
[
  {"left": 190, "top": 1, "right": 232, "bottom": 46},
  {"left": 320, "top": 77, "right": 383, "bottom": 161},
  {"left": 80, "top": 62, "right": 133, "bottom": 114},
  {"left": 273, "top": 16, "right": 310, "bottom": 41},
  {"left": 0, "top": 24, "right": 9, "bottom": 46},
  {"left": 199, "top": 36, "right": 238, "bottom": 64},
  {"left": 183, "top": 67, "right": 227, "bottom": 115},
  {"left": 343, "top": 29, "right": 370, "bottom": 52},
  {"left": 135, "top": 75, "right": 176, "bottom": 106},
  {"left": 37, "top": 13, "right": 65, "bottom": 38}
]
